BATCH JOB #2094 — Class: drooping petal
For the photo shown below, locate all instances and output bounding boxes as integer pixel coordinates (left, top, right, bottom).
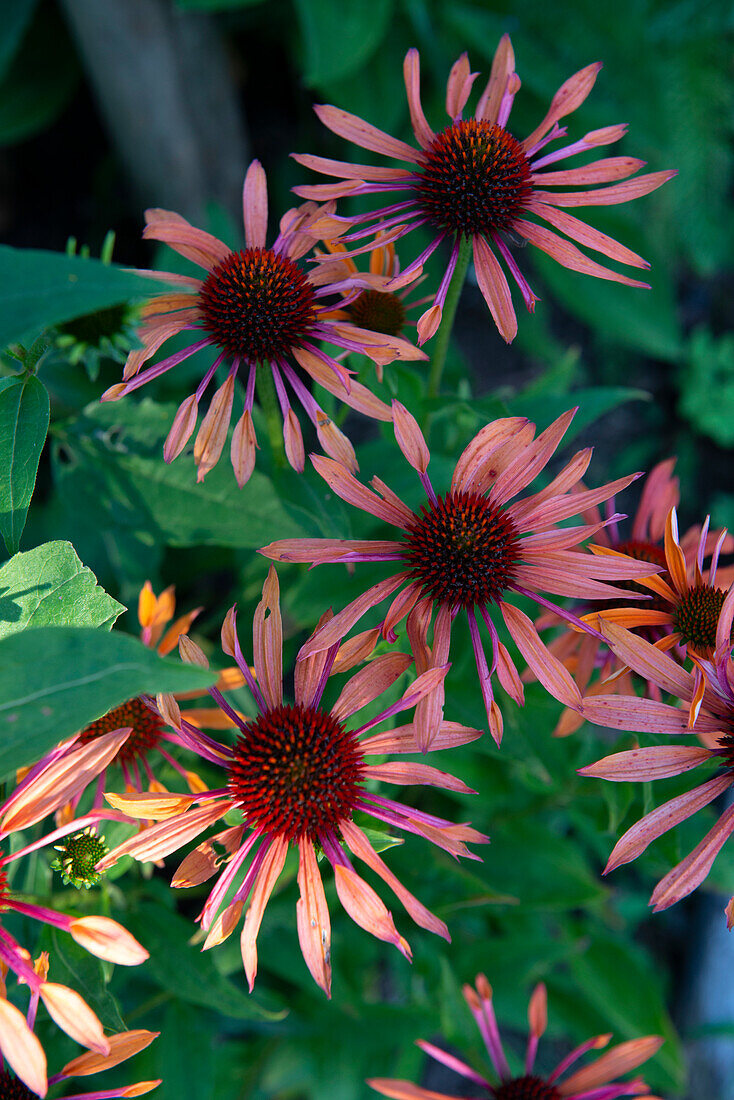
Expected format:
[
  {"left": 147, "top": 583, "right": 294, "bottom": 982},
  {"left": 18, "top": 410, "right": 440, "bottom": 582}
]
[
  {"left": 604, "top": 774, "right": 732, "bottom": 873},
  {"left": 252, "top": 566, "right": 283, "bottom": 710},
  {"left": 473, "top": 235, "right": 517, "bottom": 343},
  {"left": 650, "top": 802, "right": 734, "bottom": 911},
  {"left": 241, "top": 834, "right": 288, "bottom": 991},
  {"left": 39, "top": 983, "right": 109, "bottom": 1054},
  {"left": 0, "top": 997, "right": 47, "bottom": 1096},
  {"left": 296, "top": 837, "right": 332, "bottom": 996}
]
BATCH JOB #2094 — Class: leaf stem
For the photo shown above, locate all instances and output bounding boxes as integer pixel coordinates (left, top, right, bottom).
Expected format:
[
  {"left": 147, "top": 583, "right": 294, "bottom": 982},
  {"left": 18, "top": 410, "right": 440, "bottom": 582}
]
[
  {"left": 255, "top": 366, "right": 286, "bottom": 468},
  {"left": 423, "top": 236, "right": 473, "bottom": 431}
]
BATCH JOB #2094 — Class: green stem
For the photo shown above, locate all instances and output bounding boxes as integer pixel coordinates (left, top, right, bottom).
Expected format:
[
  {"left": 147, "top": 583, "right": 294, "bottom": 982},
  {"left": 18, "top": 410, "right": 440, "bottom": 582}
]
[
  {"left": 256, "top": 365, "right": 286, "bottom": 468},
  {"left": 423, "top": 236, "right": 473, "bottom": 428}
]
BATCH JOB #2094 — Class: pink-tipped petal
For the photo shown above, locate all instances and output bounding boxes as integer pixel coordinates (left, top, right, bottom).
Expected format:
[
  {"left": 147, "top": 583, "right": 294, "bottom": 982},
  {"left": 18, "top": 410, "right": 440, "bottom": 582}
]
[
  {"left": 500, "top": 602, "right": 581, "bottom": 709},
  {"left": 241, "top": 835, "right": 288, "bottom": 991},
  {"left": 392, "top": 400, "right": 430, "bottom": 473},
  {"left": 314, "top": 104, "right": 420, "bottom": 163},
  {"left": 0, "top": 997, "right": 47, "bottom": 1096},
  {"left": 253, "top": 566, "right": 283, "bottom": 711},
  {"left": 559, "top": 1036, "right": 663, "bottom": 1096},
  {"left": 243, "top": 160, "right": 268, "bottom": 249},
  {"left": 69, "top": 918, "right": 149, "bottom": 967},
  {"left": 476, "top": 33, "right": 515, "bottom": 123},
  {"left": 164, "top": 394, "right": 199, "bottom": 462},
  {"left": 473, "top": 235, "right": 517, "bottom": 343},
  {"left": 231, "top": 408, "right": 258, "bottom": 488},
  {"left": 332, "top": 653, "right": 412, "bottom": 722},
  {"left": 403, "top": 50, "right": 435, "bottom": 148},
  {"left": 39, "top": 983, "right": 109, "bottom": 1054},
  {"left": 194, "top": 373, "right": 235, "bottom": 482},
  {"left": 604, "top": 774, "right": 732, "bottom": 873},
  {"left": 332, "top": 862, "right": 411, "bottom": 960},
  {"left": 296, "top": 837, "right": 332, "bottom": 996},
  {"left": 514, "top": 218, "right": 650, "bottom": 287},
  {"left": 650, "top": 803, "right": 734, "bottom": 911},
  {"left": 522, "top": 62, "right": 602, "bottom": 151}
]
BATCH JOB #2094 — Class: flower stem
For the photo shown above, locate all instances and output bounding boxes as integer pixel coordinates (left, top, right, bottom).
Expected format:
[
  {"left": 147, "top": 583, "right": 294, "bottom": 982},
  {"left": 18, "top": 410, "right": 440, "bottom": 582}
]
[
  {"left": 256, "top": 365, "right": 286, "bottom": 467},
  {"left": 423, "top": 236, "right": 473, "bottom": 429}
]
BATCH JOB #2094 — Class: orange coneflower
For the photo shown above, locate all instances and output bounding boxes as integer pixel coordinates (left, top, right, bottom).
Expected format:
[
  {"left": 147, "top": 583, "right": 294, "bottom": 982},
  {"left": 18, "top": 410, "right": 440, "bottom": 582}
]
[
  {"left": 98, "top": 568, "right": 486, "bottom": 996},
  {"left": 582, "top": 507, "right": 733, "bottom": 662},
  {"left": 579, "top": 614, "right": 734, "bottom": 912},
  {"left": 294, "top": 39, "right": 675, "bottom": 343},
  {"left": 369, "top": 973, "right": 662, "bottom": 1100},
  {"left": 262, "top": 405, "right": 660, "bottom": 748},
  {"left": 103, "top": 161, "right": 425, "bottom": 483},
  {"left": 1, "top": 583, "right": 243, "bottom": 834}
]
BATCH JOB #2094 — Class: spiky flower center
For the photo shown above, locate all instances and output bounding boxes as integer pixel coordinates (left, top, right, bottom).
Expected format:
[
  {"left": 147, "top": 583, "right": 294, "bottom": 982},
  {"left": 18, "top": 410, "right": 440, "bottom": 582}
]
[
  {"left": 414, "top": 119, "right": 532, "bottom": 236},
  {"left": 52, "top": 828, "right": 108, "bottom": 890},
  {"left": 79, "top": 697, "right": 164, "bottom": 764},
  {"left": 404, "top": 490, "right": 520, "bottom": 608},
  {"left": 673, "top": 584, "right": 727, "bottom": 654},
  {"left": 198, "top": 247, "right": 318, "bottom": 362},
  {"left": 0, "top": 1071, "right": 36, "bottom": 1100},
  {"left": 614, "top": 539, "right": 669, "bottom": 607},
  {"left": 227, "top": 704, "right": 365, "bottom": 841},
  {"left": 492, "top": 1077, "right": 561, "bottom": 1100},
  {"left": 347, "top": 289, "right": 406, "bottom": 336}
]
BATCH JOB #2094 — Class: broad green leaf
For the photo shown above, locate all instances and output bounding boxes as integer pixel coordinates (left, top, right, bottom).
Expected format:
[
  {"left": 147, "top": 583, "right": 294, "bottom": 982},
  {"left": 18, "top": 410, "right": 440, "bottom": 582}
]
[
  {"left": 0, "top": 373, "right": 49, "bottom": 554},
  {"left": 127, "top": 903, "right": 285, "bottom": 1021},
  {"left": 294, "top": 0, "right": 394, "bottom": 87},
  {"left": 0, "top": 540, "right": 124, "bottom": 639},
  {"left": 0, "top": 246, "right": 159, "bottom": 350},
  {"left": 54, "top": 399, "right": 306, "bottom": 549},
  {"left": 0, "top": 626, "right": 214, "bottom": 776},
  {"left": 43, "top": 929, "right": 127, "bottom": 1033}
]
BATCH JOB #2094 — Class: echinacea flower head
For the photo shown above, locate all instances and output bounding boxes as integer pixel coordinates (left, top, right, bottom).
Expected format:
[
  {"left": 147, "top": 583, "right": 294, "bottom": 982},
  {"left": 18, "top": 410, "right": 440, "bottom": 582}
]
[
  {"left": 262, "top": 405, "right": 661, "bottom": 748},
  {"left": 578, "top": 612, "right": 734, "bottom": 911},
  {"left": 532, "top": 459, "right": 733, "bottom": 736},
  {"left": 0, "top": 954, "right": 159, "bottom": 1100},
  {"left": 98, "top": 568, "right": 486, "bottom": 995},
  {"left": 294, "top": 40, "right": 676, "bottom": 344},
  {"left": 102, "top": 161, "right": 425, "bottom": 484},
  {"left": 314, "top": 236, "right": 429, "bottom": 380},
  {"left": 369, "top": 973, "right": 662, "bottom": 1100},
  {"left": 582, "top": 507, "right": 733, "bottom": 662},
  {"left": 0, "top": 583, "right": 243, "bottom": 834}
]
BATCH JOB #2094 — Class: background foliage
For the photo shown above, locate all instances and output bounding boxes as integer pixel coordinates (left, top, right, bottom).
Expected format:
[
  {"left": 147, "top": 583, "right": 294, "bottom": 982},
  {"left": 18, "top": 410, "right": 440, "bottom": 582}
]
[{"left": 1, "top": 0, "right": 733, "bottom": 1097}]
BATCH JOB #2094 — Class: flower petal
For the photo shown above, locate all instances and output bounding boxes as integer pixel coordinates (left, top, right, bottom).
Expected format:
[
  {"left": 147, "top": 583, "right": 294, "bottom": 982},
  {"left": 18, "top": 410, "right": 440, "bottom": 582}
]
[
  {"left": 243, "top": 160, "right": 268, "bottom": 249},
  {"left": 39, "top": 983, "right": 109, "bottom": 1054},
  {"left": 473, "top": 235, "right": 517, "bottom": 342},
  {"left": 296, "top": 837, "right": 332, "bottom": 996},
  {"left": 241, "top": 834, "right": 288, "bottom": 991}
]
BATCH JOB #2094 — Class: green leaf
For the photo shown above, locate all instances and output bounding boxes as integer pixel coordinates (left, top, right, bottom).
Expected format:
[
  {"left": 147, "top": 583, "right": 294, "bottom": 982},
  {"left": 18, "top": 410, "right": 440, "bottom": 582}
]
[
  {"left": 0, "top": 373, "right": 49, "bottom": 554},
  {"left": 0, "top": 246, "right": 160, "bottom": 350},
  {"left": 43, "top": 929, "right": 126, "bottom": 1033},
  {"left": 678, "top": 327, "right": 734, "bottom": 445},
  {"left": 0, "top": 541, "right": 124, "bottom": 640},
  {"left": 0, "top": 626, "right": 214, "bottom": 776},
  {"left": 53, "top": 399, "right": 307, "bottom": 549},
  {"left": 294, "top": 0, "right": 394, "bottom": 87},
  {"left": 569, "top": 935, "right": 685, "bottom": 1092},
  {"left": 504, "top": 385, "right": 651, "bottom": 438},
  {"left": 127, "top": 903, "right": 285, "bottom": 1021}
]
